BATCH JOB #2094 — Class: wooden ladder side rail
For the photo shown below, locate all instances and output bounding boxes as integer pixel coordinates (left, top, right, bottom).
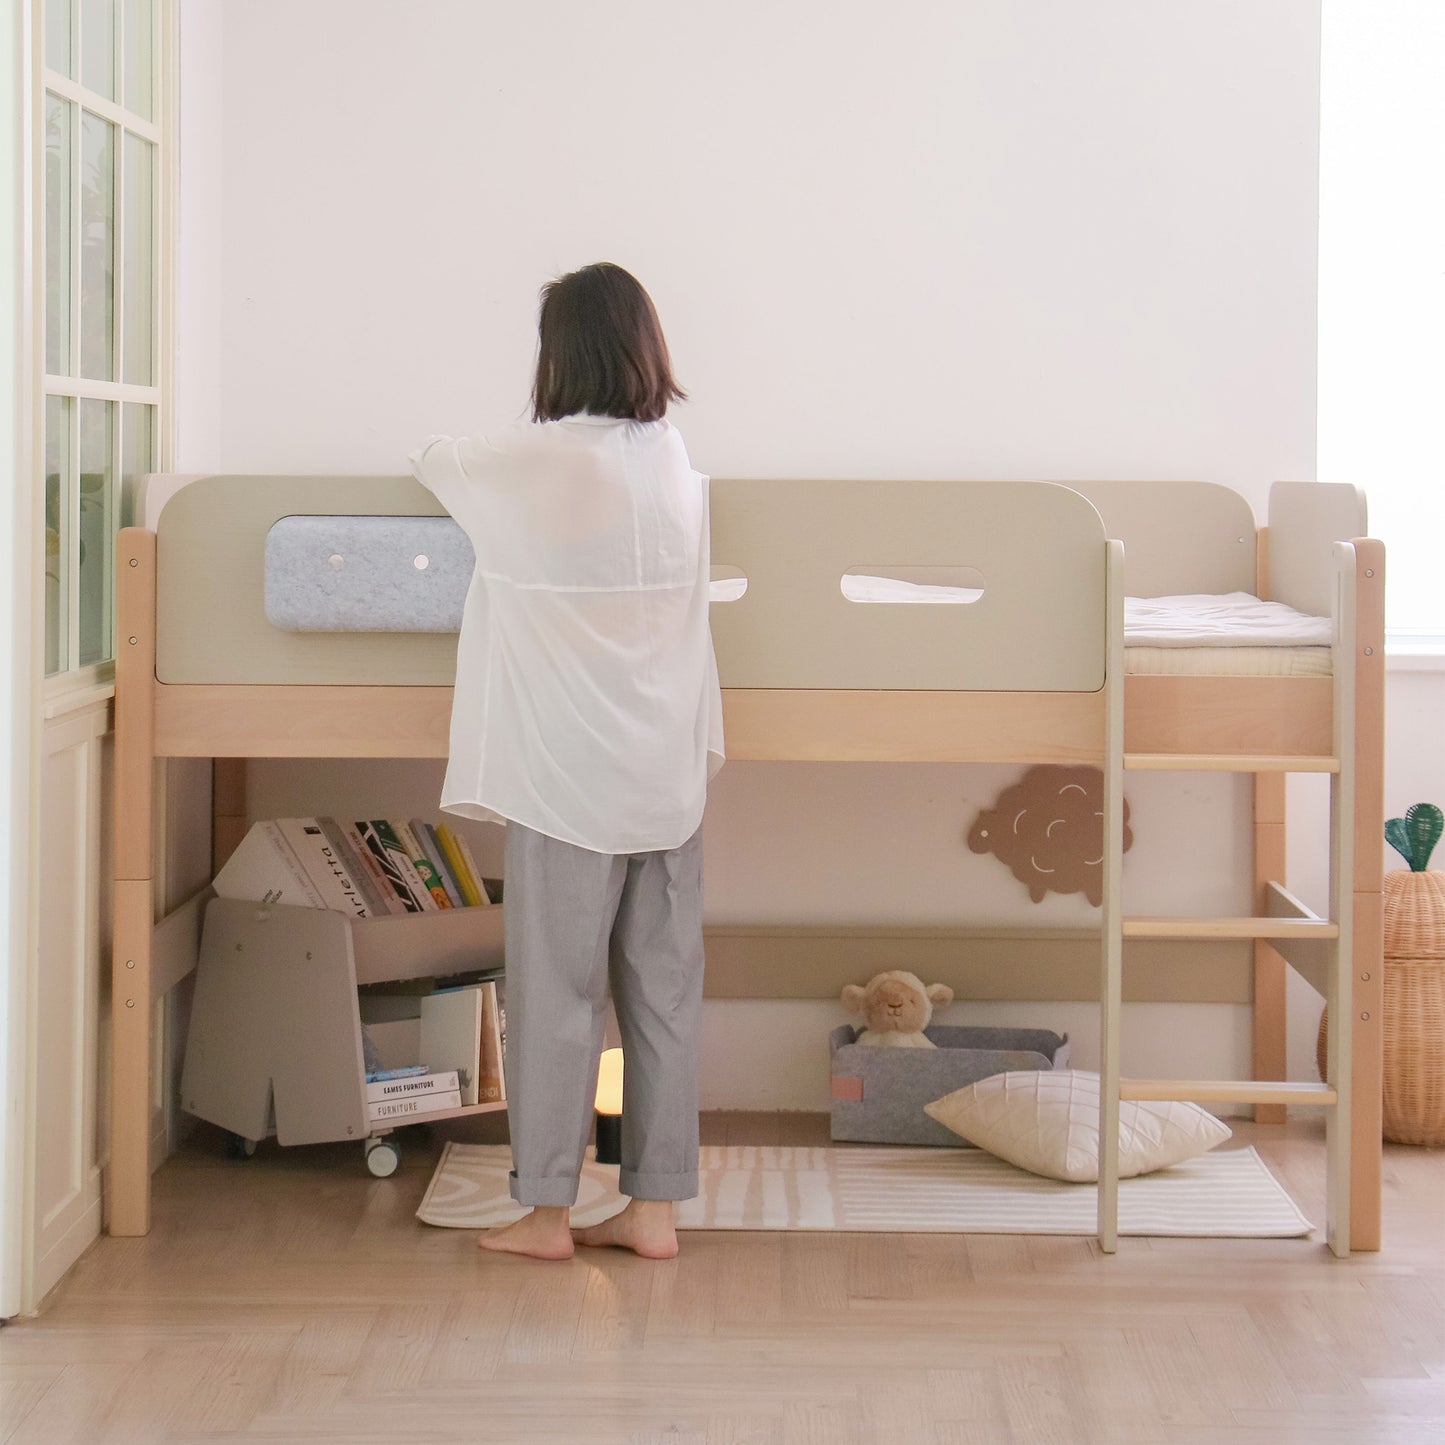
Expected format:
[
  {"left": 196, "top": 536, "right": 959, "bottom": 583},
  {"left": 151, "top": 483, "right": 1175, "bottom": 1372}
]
[
  {"left": 1348, "top": 539, "right": 1385, "bottom": 1252},
  {"left": 1319, "top": 539, "right": 1363, "bottom": 1260},
  {"left": 1253, "top": 525, "right": 1290, "bottom": 1126},
  {"left": 1096, "top": 541, "right": 1127, "bottom": 1255},
  {"left": 111, "top": 527, "right": 159, "bottom": 1237}
]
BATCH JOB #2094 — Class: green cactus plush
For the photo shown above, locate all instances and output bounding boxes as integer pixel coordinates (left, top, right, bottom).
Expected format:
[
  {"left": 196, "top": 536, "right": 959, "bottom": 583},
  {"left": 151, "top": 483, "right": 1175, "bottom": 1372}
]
[{"left": 1385, "top": 803, "right": 1444, "bottom": 872}]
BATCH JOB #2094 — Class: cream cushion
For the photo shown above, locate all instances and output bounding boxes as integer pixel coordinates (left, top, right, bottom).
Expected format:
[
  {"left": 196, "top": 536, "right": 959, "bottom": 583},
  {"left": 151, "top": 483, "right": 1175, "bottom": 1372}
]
[{"left": 923, "top": 1069, "right": 1232, "bottom": 1182}]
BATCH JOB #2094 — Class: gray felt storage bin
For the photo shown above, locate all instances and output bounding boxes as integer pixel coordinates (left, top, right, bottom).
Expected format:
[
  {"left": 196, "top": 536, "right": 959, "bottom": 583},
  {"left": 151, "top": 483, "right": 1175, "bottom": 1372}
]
[{"left": 829, "top": 1024, "right": 1071, "bottom": 1146}]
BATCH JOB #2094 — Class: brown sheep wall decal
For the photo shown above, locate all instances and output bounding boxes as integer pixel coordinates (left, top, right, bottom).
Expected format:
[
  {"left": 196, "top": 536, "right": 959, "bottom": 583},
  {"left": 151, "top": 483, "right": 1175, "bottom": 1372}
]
[{"left": 966, "top": 765, "right": 1133, "bottom": 905}]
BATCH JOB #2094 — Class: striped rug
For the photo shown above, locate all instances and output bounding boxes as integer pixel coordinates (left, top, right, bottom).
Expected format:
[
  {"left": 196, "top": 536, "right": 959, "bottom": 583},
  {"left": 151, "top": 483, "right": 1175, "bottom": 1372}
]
[{"left": 416, "top": 1143, "right": 1312, "bottom": 1237}]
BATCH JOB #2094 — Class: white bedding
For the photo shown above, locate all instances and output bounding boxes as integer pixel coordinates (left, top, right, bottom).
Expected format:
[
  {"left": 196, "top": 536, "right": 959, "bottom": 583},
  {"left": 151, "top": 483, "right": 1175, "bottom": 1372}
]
[
  {"left": 1122, "top": 592, "right": 1332, "bottom": 648},
  {"left": 709, "top": 578, "right": 1333, "bottom": 676}
]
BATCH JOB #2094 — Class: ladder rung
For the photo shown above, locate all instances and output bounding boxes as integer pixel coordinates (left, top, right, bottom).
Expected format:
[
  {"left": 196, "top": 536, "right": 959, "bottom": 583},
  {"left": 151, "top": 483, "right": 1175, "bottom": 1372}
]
[
  {"left": 1118, "top": 1079, "right": 1338, "bottom": 1106},
  {"left": 1123, "top": 916, "right": 1337, "bottom": 941},
  {"left": 1124, "top": 753, "right": 1339, "bottom": 773}
]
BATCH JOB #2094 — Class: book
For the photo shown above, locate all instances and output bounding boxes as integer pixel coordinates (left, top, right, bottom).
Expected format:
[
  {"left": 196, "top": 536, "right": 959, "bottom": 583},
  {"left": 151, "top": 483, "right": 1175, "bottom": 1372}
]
[
  {"left": 477, "top": 979, "right": 506, "bottom": 1103},
  {"left": 420, "top": 986, "right": 484, "bottom": 1106},
  {"left": 368, "top": 819, "right": 437, "bottom": 911},
  {"left": 364, "top": 1063, "right": 427, "bottom": 1083},
  {"left": 213, "top": 820, "right": 328, "bottom": 909},
  {"left": 434, "top": 824, "right": 483, "bottom": 907},
  {"left": 353, "top": 820, "right": 424, "bottom": 913},
  {"left": 365, "top": 1069, "right": 460, "bottom": 1102},
  {"left": 342, "top": 820, "right": 406, "bottom": 914},
  {"left": 319, "top": 816, "right": 392, "bottom": 917},
  {"left": 454, "top": 832, "right": 492, "bottom": 906},
  {"left": 368, "top": 1089, "right": 461, "bottom": 1122},
  {"left": 412, "top": 819, "right": 464, "bottom": 909},
  {"left": 274, "top": 818, "right": 371, "bottom": 919},
  {"left": 395, "top": 821, "right": 453, "bottom": 909}
]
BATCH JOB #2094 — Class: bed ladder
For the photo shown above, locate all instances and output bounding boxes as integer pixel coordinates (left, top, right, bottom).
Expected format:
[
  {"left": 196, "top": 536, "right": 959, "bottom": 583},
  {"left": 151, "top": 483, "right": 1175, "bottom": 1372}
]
[{"left": 1098, "top": 542, "right": 1367, "bottom": 1260}]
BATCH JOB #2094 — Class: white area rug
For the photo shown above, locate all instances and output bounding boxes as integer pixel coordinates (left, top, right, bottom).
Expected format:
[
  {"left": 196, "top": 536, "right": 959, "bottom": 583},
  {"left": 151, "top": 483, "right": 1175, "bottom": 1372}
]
[{"left": 417, "top": 1143, "right": 1313, "bottom": 1238}]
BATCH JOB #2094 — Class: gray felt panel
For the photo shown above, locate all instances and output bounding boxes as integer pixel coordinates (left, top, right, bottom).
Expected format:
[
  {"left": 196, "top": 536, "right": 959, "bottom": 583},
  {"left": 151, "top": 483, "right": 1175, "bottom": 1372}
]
[{"left": 265, "top": 515, "right": 474, "bottom": 633}]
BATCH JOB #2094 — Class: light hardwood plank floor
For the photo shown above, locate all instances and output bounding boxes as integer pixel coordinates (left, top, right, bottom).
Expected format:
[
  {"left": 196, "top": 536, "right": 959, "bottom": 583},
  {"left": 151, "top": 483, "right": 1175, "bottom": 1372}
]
[{"left": 2, "top": 1115, "right": 1441, "bottom": 1444}]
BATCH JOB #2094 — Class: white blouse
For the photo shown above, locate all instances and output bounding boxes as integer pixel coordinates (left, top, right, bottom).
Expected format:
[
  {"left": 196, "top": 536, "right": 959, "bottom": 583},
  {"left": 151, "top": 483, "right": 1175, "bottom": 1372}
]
[{"left": 409, "top": 416, "right": 724, "bottom": 855}]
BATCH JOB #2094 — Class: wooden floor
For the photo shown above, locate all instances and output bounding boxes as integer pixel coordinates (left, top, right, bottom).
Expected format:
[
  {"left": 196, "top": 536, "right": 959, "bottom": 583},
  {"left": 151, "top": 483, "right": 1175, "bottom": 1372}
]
[{"left": 1, "top": 1114, "right": 1442, "bottom": 1444}]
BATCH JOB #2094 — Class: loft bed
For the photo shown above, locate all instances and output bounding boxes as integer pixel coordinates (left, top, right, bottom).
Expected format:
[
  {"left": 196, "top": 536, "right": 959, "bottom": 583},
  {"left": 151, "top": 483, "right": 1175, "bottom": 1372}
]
[{"left": 110, "top": 474, "right": 1383, "bottom": 1257}]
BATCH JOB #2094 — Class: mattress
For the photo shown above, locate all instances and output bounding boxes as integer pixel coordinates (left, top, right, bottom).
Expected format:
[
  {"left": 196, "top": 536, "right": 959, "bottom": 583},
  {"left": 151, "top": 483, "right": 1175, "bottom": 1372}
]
[{"left": 1121, "top": 591, "right": 1332, "bottom": 675}]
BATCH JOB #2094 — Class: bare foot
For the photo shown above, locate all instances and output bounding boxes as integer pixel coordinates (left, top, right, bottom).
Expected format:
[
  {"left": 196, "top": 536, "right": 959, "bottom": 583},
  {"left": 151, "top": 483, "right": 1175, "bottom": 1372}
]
[
  {"left": 478, "top": 1205, "right": 574, "bottom": 1260},
  {"left": 572, "top": 1199, "right": 679, "bottom": 1259}
]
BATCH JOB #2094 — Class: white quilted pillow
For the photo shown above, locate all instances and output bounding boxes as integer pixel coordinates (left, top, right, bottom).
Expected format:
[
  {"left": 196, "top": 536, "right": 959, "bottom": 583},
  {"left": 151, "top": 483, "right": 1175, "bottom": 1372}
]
[{"left": 923, "top": 1070, "right": 1232, "bottom": 1182}]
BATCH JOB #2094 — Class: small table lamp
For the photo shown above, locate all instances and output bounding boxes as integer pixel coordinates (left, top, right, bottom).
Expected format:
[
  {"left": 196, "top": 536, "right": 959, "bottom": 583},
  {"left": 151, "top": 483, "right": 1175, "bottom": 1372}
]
[{"left": 594, "top": 1047, "right": 624, "bottom": 1165}]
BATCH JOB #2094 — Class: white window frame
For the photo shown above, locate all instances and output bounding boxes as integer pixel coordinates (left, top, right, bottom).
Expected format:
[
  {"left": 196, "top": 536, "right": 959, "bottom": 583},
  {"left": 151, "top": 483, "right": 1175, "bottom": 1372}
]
[{"left": 39, "top": 0, "right": 176, "bottom": 709}]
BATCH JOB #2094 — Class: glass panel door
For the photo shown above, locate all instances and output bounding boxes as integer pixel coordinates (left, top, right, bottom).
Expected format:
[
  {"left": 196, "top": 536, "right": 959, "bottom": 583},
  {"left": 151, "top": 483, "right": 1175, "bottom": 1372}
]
[
  {"left": 80, "top": 112, "right": 114, "bottom": 381},
  {"left": 44, "top": 95, "right": 71, "bottom": 377},
  {"left": 122, "top": 133, "right": 153, "bottom": 385},
  {"left": 45, "top": 397, "right": 73, "bottom": 676},
  {"left": 80, "top": 0, "right": 116, "bottom": 101},
  {"left": 78, "top": 400, "right": 116, "bottom": 668}
]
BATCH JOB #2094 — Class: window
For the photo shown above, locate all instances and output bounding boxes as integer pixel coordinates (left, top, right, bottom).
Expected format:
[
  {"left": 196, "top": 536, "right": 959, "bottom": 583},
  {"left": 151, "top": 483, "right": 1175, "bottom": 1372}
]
[
  {"left": 42, "top": 0, "right": 164, "bottom": 679},
  {"left": 1319, "top": 1, "right": 1445, "bottom": 651}
]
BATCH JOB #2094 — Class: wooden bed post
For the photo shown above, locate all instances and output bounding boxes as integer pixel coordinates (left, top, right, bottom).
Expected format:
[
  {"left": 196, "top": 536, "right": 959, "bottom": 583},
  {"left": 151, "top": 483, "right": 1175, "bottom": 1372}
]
[
  {"left": 1350, "top": 540, "right": 1385, "bottom": 1251},
  {"left": 212, "top": 760, "right": 249, "bottom": 874},
  {"left": 111, "top": 528, "right": 158, "bottom": 1236}
]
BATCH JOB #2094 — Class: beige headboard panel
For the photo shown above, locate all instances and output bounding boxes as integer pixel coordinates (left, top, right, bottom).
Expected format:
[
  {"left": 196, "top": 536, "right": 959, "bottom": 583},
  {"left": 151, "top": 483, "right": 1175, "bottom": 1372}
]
[
  {"left": 1268, "top": 481, "right": 1369, "bottom": 617},
  {"left": 1067, "top": 480, "right": 1258, "bottom": 598},
  {"left": 155, "top": 475, "right": 461, "bottom": 686},
  {"left": 152, "top": 474, "right": 1111, "bottom": 691}
]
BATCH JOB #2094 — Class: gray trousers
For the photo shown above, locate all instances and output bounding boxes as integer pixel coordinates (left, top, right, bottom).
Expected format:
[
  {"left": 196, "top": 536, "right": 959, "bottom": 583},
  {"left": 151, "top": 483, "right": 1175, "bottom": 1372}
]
[{"left": 502, "top": 822, "right": 705, "bottom": 1207}]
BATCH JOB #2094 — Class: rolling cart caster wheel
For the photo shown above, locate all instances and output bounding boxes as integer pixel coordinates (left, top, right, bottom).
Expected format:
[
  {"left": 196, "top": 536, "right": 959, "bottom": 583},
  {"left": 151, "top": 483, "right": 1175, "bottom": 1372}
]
[
  {"left": 365, "top": 1138, "right": 400, "bottom": 1178},
  {"left": 223, "top": 1131, "right": 258, "bottom": 1160}
]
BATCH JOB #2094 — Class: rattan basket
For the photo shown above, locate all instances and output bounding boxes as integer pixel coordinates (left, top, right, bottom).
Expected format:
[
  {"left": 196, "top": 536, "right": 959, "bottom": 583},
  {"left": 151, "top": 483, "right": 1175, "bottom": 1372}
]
[{"left": 1317, "top": 869, "right": 1445, "bottom": 1146}]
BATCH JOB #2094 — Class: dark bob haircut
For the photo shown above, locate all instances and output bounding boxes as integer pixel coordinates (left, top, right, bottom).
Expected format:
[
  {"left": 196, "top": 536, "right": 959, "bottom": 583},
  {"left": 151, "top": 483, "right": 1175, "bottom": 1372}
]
[{"left": 531, "top": 263, "right": 686, "bottom": 424}]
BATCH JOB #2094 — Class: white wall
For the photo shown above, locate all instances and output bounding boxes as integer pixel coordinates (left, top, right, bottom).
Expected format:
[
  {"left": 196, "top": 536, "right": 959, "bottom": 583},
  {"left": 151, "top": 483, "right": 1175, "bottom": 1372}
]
[{"left": 180, "top": 0, "right": 1327, "bottom": 1106}]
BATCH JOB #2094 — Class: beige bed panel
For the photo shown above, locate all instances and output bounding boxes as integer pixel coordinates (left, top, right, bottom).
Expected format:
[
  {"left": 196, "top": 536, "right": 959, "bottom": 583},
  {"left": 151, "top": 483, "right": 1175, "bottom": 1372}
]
[
  {"left": 701, "top": 927, "right": 1253, "bottom": 1004},
  {"left": 1268, "top": 481, "right": 1369, "bottom": 618},
  {"left": 155, "top": 474, "right": 1111, "bottom": 692},
  {"left": 707, "top": 479, "right": 1107, "bottom": 691}
]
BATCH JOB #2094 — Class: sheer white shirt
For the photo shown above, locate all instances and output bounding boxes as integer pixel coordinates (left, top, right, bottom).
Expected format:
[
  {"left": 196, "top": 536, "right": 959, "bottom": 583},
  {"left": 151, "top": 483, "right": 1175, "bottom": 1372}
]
[{"left": 409, "top": 415, "right": 724, "bottom": 855}]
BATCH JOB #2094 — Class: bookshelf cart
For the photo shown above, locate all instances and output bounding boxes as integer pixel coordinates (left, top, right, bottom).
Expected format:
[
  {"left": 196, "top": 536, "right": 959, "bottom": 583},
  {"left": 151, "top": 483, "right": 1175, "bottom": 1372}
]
[{"left": 180, "top": 896, "right": 506, "bottom": 1176}]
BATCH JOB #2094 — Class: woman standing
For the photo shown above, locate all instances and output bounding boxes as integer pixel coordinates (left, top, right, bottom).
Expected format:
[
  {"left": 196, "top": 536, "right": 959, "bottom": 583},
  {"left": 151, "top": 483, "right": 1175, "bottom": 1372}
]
[{"left": 410, "top": 264, "right": 723, "bottom": 1259}]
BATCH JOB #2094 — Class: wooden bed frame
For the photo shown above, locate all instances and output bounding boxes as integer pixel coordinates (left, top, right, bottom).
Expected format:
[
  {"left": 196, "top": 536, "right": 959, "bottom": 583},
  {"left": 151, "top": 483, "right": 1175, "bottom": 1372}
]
[{"left": 110, "top": 475, "right": 1384, "bottom": 1255}]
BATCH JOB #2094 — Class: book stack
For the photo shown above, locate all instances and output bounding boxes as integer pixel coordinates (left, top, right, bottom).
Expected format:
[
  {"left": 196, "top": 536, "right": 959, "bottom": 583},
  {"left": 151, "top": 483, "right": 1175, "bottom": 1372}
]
[
  {"left": 366, "top": 1067, "right": 463, "bottom": 1121},
  {"left": 214, "top": 817, "right": 494, "bottom": 916},
  {"left": 362, "top": 974, "right": 506, "bottom": 1122}
]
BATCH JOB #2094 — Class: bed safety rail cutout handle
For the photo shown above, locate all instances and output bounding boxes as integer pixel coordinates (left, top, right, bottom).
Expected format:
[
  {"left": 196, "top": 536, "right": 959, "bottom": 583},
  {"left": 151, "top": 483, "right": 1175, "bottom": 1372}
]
[{"left": 264, "top": 515, "right": 474, "bottom": 633}]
